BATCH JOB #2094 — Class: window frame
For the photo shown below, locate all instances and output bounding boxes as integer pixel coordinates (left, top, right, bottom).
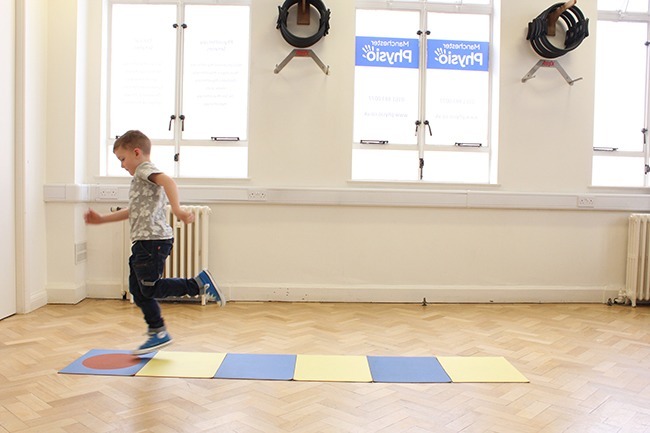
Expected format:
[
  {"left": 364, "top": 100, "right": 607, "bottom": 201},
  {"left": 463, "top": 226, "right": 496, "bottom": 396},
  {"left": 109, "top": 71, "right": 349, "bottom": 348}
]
[
  {"left": 592, "top": 4, "right": 650, "bottom": 187},
  {"left": 353, "top": 0, "right": 496, "bottom": 184},
  {"left": 103, "top": 0, "right": 251, "bottom": 179}
]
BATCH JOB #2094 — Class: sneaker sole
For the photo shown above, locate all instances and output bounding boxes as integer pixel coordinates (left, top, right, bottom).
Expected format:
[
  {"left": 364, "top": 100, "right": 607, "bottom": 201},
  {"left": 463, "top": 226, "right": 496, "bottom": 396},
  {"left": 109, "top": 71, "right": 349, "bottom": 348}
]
[
  {"left": 202, "top": 269, "right": 227, "bottom": 307},
  {"left": 132, "top": 338, "right": 173, "bottom": 356}
]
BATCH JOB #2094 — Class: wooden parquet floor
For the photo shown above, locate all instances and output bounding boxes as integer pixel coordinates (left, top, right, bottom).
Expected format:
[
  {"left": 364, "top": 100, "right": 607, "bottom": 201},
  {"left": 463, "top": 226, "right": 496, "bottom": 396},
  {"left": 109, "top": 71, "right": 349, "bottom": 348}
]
[{"left": 1, "top": 300, "right": 650, "bottom": 432}]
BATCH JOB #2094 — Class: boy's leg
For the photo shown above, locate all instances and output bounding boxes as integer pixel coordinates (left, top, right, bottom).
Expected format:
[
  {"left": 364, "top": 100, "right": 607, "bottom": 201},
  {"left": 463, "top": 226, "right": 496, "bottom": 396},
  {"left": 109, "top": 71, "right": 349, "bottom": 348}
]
[
  {"left": 128, "top": 252, "right": 164, "bottom": 331},
  {"left": 195, "top": 269, "right": 226, "bottom": 306},
  {"left": 129, "top": 240, "right": 178, "bottom": 354},
  {"left": 150, "top": 277, "right": 201, "bottom": 299},
  {"left": 132, "top": 239, "right": 201, "bottom": 301},
  {"left": 129, "top": 259, "right": 172, "bottom": 354},
  {"left": 129, "top": 240, "right": 214, "bottom": 354}
]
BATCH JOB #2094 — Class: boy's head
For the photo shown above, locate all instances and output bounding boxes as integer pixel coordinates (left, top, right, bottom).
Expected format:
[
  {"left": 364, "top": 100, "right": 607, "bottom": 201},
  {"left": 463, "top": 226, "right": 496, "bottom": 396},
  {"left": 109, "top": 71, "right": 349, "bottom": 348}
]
[
  {"left": 113, "top": 130, "right": 151, "bottom": 176},
  {"left": 113, "top": 130, "right": 152, "bottom": 155}
]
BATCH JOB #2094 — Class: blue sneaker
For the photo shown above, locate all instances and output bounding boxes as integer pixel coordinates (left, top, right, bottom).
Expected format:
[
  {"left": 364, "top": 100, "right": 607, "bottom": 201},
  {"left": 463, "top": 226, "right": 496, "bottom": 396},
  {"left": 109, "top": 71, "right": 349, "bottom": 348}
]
[
  {"left": 133, "top": 331, "right": 173, "bottom": 355},
  {"left": 196, "top": 269, "right": 226, "bottom": 306}
]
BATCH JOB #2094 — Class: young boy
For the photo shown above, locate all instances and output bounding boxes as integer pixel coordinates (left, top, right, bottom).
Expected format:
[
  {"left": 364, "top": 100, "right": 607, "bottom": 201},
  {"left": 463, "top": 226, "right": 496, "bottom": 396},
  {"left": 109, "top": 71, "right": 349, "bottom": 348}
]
[{"left": 84, "top": 130, "right": 226, "bottom": 355}]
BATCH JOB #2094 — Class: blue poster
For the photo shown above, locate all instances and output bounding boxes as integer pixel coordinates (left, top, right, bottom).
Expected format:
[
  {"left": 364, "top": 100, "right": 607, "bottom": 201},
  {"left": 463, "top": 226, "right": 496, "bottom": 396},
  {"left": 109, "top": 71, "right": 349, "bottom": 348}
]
[
  {"left": 356, "top": 37, "right": 489, "bottom": 71},
  {"left": 427, "top": 39, "right": 489, "bottom": 71},
  {"left": 355, "top": 37, "right": 419, "bottom": 69}
]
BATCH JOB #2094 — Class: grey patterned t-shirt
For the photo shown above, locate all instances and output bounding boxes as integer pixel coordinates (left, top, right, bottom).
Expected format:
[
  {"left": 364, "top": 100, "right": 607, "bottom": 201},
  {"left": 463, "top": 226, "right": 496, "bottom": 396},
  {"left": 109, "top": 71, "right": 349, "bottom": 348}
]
[{"left": 129, "top": 161, "right": 173, "bottom": 241}]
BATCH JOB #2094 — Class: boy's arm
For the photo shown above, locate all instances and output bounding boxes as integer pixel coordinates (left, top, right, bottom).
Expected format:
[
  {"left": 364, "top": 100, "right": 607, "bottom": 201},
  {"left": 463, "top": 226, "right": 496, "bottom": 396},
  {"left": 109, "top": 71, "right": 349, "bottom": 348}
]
[
  {"left": 149, "top": 172, "right": 195, "bottom": 225},
  {"left": 84, "top": 207, "right": 129, "bottom": 224}
]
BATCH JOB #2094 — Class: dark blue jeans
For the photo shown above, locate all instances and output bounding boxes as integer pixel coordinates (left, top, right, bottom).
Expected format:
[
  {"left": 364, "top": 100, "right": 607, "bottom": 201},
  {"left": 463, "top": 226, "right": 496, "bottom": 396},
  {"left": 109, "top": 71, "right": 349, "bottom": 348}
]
[{"left": 129, "top": 239, "right": 200, "bottom": 331}]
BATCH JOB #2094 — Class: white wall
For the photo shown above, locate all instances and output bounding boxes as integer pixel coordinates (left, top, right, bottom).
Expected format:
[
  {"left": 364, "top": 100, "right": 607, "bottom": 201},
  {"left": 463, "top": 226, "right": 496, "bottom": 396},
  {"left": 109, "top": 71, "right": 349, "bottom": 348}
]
[
  {"left": 206, "top": 205, "right": 627, "bottom": 303},
  {"left": 44, "top": 0, "right": 88, "bottom": 304},
  {"left": 0, "top": 0, "right": 17, "bottom": 319},
  {"left": 499, "top": 1, "right": 596, "bottom": 192},
  {"left": 248, "top": 1, "right": 355, "bottom": 187},
  {"left": 14, "top": 0, "right": 49, "bottom": 313},
  {"left": 35, "top": 0, "right": 638, "bottom": 304}
]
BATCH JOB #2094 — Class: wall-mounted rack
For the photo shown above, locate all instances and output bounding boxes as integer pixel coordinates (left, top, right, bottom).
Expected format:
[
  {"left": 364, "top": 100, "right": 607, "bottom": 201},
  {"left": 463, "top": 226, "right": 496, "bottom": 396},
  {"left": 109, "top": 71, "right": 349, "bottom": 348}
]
[
  {"left": 274, "top": 49, "right": 329, "bottom": 75},
  {"left": 521, "top": 59, "right": 582, "bottom": 85}
]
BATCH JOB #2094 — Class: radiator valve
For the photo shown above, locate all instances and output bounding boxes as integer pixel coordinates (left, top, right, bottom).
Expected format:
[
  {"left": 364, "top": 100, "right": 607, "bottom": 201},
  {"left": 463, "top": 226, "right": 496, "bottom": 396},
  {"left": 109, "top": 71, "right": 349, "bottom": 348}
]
[{"left": 607, "top": 290, "right": 629, "bottom": 306}]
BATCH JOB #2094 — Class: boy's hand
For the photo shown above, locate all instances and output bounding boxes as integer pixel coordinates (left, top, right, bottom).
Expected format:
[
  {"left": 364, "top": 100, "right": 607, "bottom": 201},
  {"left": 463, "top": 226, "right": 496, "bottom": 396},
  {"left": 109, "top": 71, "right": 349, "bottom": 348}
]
[
  {"left": 84, "top": 209, "right": 103, "bottom": 224},
  {"left": 84, "top": 207, "right": 129, "bottom": 224},
  {"left": 176, "top": 209, "right": 195, "bottom": 225}
]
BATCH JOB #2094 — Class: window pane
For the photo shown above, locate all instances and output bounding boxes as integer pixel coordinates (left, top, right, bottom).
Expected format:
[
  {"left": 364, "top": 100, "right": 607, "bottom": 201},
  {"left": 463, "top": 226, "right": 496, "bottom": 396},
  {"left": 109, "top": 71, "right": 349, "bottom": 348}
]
[
  {"left": 391, "top": 0, "right": 491, "bottom": 3},
  {"left": 426, "top": 13, "right": 490, "bottom": 146},
  {"left": 593, "top": 21, "right": 647, "bottom": 152},
  {"left": 110, "top": 4, "right": 176, "bottom": 139},
  {"left": 151, "top": 145, "right": 176, "bottom": 177},
  {"left": 425, "top": 0, "right": 491, "bottom": 3},
  {"left": 422, "top": 151, "right": 489, "bottom": 183},
  {"left": 592, "top": 156, "right": 645, "bottom": 186},
  {"left": 106, "top": 143, "right": 175, "bottom": 177},
  {"left": 426, "top": 69, "right": 489, "bottom": 145},
  {"left": 627, "top": 0, "right": 648, "bottom": 12},
  {"left": 598, "top": 0, "right": 648, "bottom": 12},
  {"left": 179, "top": 146, "right": 248, "bottom": 178},
  {"left": 597, "top": 0, "right": 626, "bottom": 11},
  {"left": 106, "top": 146, "right": 124, "bottom": 177},
  {"left": 354, "top": 10, "right": 420, "bottom": 145},
  {"left": 352, "top": 149, "right": 419, "bottom": 181},
  {"left": 182, "top": 5, "right": 250, "bottom": 140}
]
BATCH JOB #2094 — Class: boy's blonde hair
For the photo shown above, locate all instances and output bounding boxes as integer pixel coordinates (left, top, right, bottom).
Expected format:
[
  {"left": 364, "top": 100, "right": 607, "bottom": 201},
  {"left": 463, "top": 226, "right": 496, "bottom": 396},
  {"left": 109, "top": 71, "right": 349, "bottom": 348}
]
[{"left": 113, "top": 130, "right": 152, "bottom": 154}]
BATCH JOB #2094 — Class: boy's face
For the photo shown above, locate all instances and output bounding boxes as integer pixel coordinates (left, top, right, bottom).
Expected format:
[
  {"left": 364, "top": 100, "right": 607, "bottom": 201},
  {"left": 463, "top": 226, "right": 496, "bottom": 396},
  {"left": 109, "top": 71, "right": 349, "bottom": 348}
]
[{"left": 114, "top": 146, "right": 144, "bottom": 176}]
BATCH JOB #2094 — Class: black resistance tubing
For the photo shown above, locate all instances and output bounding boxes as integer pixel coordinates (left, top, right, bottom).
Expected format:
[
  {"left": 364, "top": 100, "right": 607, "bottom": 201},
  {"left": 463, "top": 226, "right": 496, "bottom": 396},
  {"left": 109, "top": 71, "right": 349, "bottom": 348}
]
[
  {"left": 526, "top": 2, "right": 589, "bottom": 59},
  {"left": 277, "top": 0, "right": 331, "bottom": 48}
]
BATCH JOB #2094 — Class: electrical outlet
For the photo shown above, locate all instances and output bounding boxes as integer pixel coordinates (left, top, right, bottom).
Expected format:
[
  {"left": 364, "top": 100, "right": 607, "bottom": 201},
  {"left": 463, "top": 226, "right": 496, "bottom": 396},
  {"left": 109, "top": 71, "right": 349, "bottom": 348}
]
[
  {"left": 98, "top": 186, "right": 118, "bottom": 200},
  {"left": 247, "top": 190, "right": 267, "bottom": 201},
  {"left": 577, "top": 196, "right": 594, "bottom": 208}
]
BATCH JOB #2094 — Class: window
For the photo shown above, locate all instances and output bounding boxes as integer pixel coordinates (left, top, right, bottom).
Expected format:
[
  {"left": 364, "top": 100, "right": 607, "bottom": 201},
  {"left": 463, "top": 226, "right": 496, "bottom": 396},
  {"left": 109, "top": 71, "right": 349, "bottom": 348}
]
[
  {"left": 352, "top": 0, "right": 495, "bottom": 183},
  {"left": 105, "top": 1, "right": 250, "bottom": 178},
  {"left": 592, "top": 1, "right": 649, "bottom": 187}
]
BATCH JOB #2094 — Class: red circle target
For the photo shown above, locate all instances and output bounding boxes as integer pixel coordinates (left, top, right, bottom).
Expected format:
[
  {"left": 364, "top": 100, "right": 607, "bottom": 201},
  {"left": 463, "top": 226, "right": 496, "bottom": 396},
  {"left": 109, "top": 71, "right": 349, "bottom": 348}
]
[{"left": 82, "top": 353, "right": 140, "bottom": 370}]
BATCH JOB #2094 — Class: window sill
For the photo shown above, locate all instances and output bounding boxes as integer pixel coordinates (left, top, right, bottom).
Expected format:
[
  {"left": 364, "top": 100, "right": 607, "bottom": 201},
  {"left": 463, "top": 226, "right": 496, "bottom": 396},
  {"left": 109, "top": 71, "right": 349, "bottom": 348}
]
[{"left": 44, "top": 183, "right": 650, "bottom": 212}]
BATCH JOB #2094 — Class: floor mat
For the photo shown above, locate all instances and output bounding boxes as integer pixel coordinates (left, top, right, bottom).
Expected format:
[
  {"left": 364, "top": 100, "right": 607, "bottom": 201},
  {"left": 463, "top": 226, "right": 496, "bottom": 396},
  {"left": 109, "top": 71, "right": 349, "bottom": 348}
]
[
  {"left": 60, "top": 350, "right": 528, "bottom": 383},
  {"left": 215, "top": 353, "right": 297, "bottom": 380},
  {"left": 293, "top": 354, "right": 373, "bottom": 382},
  {"left": 437, "top": 356, "right": 529, "bottom": 383},
  {"left": 135, "top": 351, "right": 226, "bottom": 378},
  {"left": 367, "top": 355, "right": 451, "bottom": 383}
]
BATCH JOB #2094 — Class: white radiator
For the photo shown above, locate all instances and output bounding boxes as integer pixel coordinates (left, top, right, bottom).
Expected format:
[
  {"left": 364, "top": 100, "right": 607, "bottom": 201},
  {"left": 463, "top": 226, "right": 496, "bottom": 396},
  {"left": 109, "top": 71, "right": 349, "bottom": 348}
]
[
  {"left": 123, "top": 205, "right": 212, "bottom": 304},
  {"left": 625, "top": 213, "right": 650, "bottom": 306},
  {"left": 163, "top": 205, "right": 211, "bottom": 280}
]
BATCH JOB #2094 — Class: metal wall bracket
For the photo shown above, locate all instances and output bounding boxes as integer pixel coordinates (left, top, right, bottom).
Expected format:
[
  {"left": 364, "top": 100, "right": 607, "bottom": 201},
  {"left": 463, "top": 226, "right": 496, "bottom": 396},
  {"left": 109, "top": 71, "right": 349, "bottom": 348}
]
[
  {"left": 521, "top": 59, "right": 582, "bottom": 85},
  {"left": 274, "top": 49, "right": 330, "bottom": 75}
]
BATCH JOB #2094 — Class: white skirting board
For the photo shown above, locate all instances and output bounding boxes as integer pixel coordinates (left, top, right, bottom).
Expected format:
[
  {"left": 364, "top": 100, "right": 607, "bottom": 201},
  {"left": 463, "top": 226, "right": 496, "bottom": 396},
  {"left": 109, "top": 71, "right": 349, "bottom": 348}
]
[
  {"left": 45, "top": 282, "right": 87, "bottom": 304},
  {"left": 28, "top": 291, "right": 49, "bottom": 312},
  {"left": 228, "top": 284, "right": 616, "bottom": 304},
  {"left": 83, "top": 281, "right": 617, "bottom": 304}
]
